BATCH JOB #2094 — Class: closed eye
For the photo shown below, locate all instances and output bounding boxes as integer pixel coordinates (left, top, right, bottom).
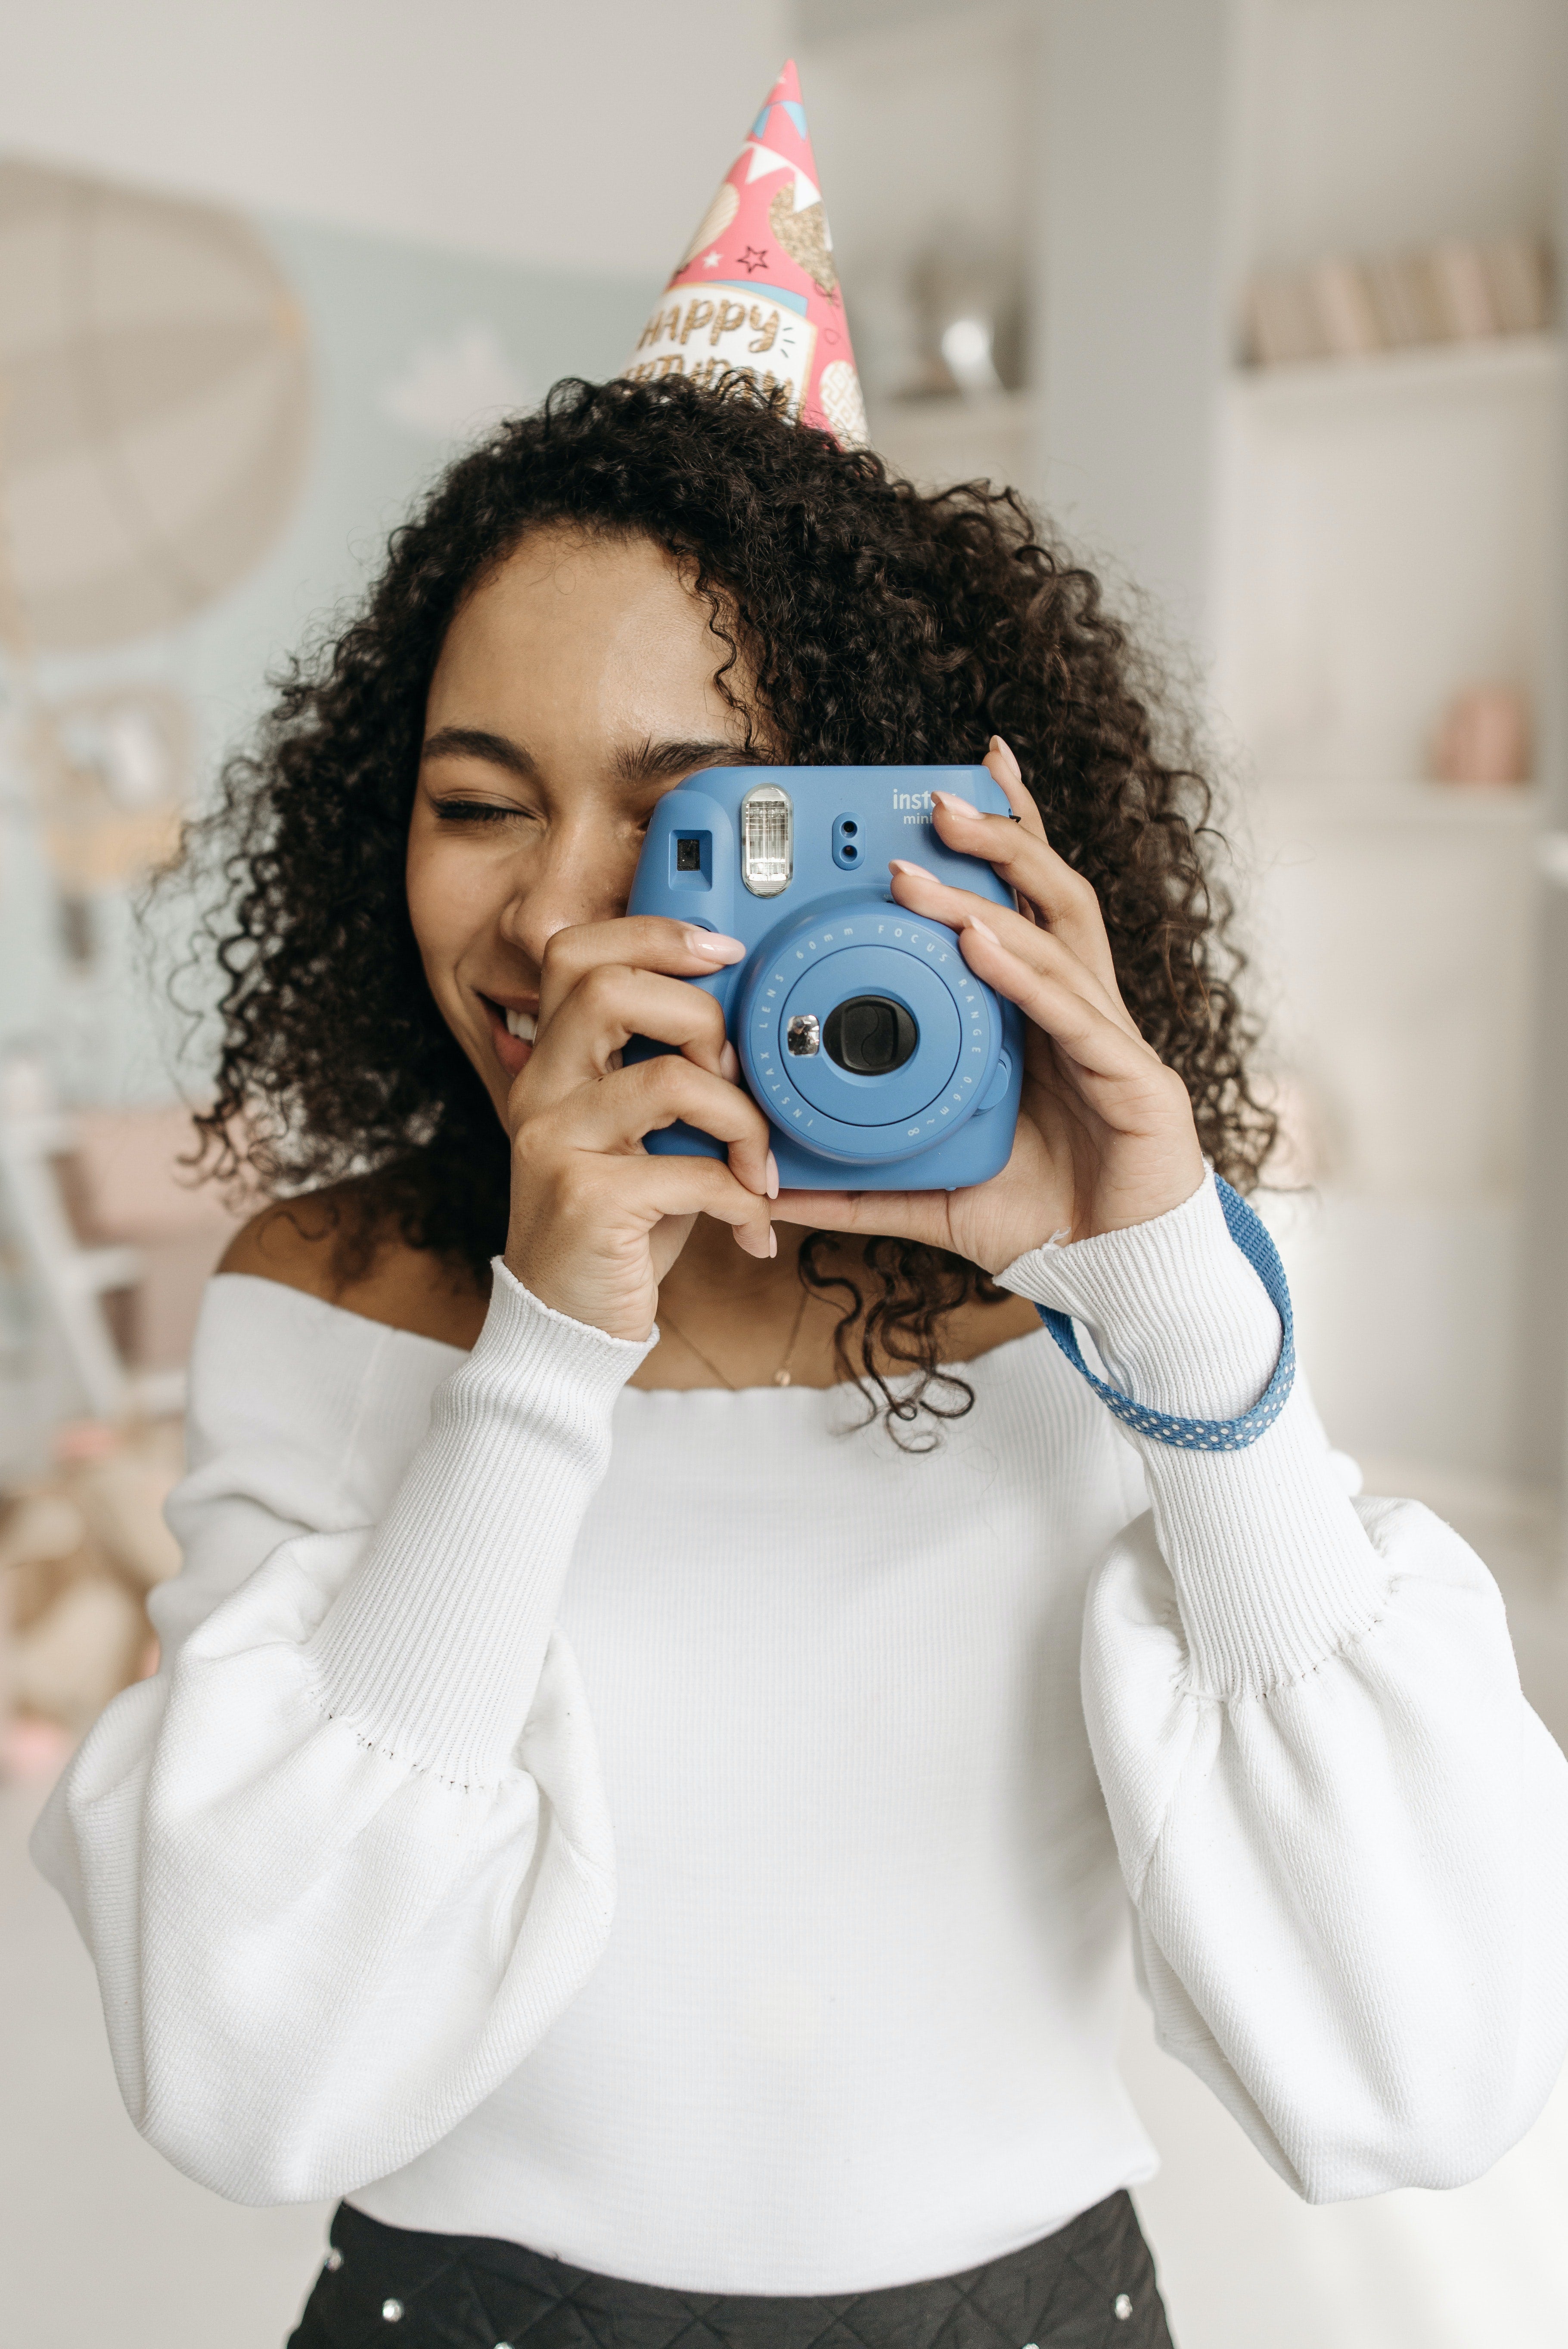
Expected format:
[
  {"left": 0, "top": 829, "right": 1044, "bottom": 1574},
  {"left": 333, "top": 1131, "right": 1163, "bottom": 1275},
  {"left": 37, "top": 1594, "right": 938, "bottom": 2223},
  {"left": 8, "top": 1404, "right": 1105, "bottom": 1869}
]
[{"left": 429, "top": 798, "right": 536, "bottom": 825}]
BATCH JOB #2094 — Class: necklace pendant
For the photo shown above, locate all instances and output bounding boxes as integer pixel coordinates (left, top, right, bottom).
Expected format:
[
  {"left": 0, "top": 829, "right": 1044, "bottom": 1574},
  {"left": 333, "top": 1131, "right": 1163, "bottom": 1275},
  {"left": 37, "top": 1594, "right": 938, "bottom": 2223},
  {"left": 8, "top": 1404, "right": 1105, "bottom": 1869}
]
[{"left": 774, "top": 1368, "right": 791, "bottom": 1386}]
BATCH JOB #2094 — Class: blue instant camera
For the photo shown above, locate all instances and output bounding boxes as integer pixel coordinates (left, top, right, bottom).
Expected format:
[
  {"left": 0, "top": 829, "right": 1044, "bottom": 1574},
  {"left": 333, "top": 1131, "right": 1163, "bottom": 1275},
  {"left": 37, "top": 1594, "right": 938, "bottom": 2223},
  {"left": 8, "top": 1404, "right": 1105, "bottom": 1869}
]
[{"left": 625, "top": 767, "right": 1024, "bottom": 1190}]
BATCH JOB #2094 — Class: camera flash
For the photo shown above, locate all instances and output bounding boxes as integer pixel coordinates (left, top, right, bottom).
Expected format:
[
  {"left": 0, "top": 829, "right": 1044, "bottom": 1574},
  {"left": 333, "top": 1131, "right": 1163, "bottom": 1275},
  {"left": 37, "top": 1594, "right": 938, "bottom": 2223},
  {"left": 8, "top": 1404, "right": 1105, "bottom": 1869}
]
[{"left": 740, "top": 783, "right": 792, "bottom": 897}]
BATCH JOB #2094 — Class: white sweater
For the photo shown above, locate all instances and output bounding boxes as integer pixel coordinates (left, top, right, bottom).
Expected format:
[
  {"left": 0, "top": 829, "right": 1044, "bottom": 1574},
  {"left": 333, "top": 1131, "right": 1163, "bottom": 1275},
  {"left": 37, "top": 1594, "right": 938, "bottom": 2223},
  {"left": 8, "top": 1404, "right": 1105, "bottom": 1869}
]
[{"left": 32, "top": 1175, "right": 1568, "bottom": 2294}]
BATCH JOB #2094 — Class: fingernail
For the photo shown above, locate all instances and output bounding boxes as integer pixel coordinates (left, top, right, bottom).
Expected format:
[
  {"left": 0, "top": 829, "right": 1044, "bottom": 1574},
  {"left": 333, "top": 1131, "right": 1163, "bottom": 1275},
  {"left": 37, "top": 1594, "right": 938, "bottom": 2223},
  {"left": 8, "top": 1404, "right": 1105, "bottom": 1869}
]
[
  {"left": 990, "top": 736, "right": 1023, "bottom": 783},
  {"left": 766, "top": 1150, "right": 779, "bottom": 1199},
  {"left": 966, "top": 915, "right": 1000, "bottom": 944},
  {"left": 719, "top": 1040, "right": 740, "bottom": 1081},
  {"left": 768, "top": 1227, "right": 778, "bottom": 1258},
  {"left": 888, "top": 857, "right": 928, "bottom": 877},
  {"left": 688, "top": 929, "right": 745, "bottom": 961},
  {"left": 933, "top": 791, "right": 980, "bottom": 817}
]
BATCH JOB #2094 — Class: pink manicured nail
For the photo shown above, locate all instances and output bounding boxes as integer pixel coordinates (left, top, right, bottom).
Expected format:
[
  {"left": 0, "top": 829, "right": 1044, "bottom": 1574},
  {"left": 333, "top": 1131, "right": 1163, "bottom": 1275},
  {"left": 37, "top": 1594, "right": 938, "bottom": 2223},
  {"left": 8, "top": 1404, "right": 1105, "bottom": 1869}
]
[
  {"left": 688, "top": 929, "right": 746, "bottom": 961},
  {"left": 888, "top": 857, "right": 930, "bottom": 878},
  {"left": 933, "top": 791, "right": 980, "bottom": 817},
  {"left": 766, "top": 1150, "right": 779, "bottom": 1199},
  {"left": 990, "top": 735, "right": 1024, "bottom": 784},
  {"left": 966, "top": 915, "right": 1000, "bottom": 945},
  {"left": 719, "top": 1041, "right": 741, "bottom": 1081},
  {"left": 768, "top": 1228, "right": 778, "bottom": 1258}
]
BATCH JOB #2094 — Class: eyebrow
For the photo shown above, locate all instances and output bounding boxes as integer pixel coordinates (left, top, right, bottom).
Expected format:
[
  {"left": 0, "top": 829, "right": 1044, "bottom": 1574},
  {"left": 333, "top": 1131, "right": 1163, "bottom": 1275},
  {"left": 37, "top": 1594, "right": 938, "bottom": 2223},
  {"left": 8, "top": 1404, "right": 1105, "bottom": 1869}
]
[
  {"left": 421, "top": 725, "right": 538, "bottom": 781},
  {"left": 420, "top": 725, "right": 762, "bottom": 788}
]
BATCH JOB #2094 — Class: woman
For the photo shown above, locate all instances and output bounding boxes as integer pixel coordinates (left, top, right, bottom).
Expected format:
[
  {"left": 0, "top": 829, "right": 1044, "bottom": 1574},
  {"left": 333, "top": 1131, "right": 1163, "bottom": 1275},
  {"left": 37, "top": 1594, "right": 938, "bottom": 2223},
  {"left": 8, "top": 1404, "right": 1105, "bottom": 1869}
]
[{"left": 34, "top": 377, "right": 1568, "bottom": 2346}]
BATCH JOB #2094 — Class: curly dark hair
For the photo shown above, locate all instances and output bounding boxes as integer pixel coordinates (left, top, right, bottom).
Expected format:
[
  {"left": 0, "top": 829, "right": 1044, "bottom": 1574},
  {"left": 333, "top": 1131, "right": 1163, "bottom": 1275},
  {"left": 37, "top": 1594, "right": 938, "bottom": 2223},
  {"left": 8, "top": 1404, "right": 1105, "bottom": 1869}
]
[{"left": 171, "top": 372, "right": 1273, "bottom": 1434}]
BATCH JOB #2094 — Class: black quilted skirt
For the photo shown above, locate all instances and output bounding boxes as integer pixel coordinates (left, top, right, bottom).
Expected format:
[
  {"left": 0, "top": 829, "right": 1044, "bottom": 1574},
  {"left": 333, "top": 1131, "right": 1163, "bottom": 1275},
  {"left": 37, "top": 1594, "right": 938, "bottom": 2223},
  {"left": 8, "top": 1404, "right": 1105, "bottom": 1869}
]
[{"left": 288, "top": 2189, "right": 1174, "bottom": 2348}]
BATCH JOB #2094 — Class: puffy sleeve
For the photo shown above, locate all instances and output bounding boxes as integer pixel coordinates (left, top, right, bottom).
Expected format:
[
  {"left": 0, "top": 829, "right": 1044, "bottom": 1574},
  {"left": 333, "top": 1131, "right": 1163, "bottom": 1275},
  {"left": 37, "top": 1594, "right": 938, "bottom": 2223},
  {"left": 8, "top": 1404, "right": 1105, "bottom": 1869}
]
[
  {"left": 30, "top": 1262, "right": 653, "bottom": 2205},
  {"left": 997, "top": 1174, "right": 1568, "bottom": 2200}
]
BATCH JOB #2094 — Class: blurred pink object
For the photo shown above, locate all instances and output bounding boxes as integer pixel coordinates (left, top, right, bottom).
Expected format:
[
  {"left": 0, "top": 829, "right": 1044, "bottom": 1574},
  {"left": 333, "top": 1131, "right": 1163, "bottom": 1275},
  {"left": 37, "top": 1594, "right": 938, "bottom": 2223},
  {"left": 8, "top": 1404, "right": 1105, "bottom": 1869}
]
[
  {"left": 53, "top": 1420, "right": 122, "bottom": 1463},
  {"left": 1431, "top": 684, "right": 1531, "bottom": 786},
  {"left": 0, "top": 1712, "right": 75, "bottom": 1782},
  {"left": 68, "top": 1104, "right": 236, "bottom": 1240},
  {"left": 60, "top": 1104, "right": 255, "bottom": 1371}
]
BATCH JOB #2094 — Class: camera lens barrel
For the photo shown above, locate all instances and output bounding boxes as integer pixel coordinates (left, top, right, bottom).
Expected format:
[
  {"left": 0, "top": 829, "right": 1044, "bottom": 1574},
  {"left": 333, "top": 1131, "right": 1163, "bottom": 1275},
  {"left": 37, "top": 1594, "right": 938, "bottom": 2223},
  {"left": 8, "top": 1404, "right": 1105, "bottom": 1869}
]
[{"left": 738, "top": 899, "right": 1005, "bottom": 1165}]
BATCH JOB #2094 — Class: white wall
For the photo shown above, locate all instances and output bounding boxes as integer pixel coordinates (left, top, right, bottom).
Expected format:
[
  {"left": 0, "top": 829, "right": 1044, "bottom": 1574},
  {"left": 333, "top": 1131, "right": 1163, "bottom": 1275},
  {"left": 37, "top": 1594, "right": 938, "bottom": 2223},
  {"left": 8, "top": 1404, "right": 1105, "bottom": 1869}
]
[{"left": 0, "top": 0, "right": 789, "bottom": 278}]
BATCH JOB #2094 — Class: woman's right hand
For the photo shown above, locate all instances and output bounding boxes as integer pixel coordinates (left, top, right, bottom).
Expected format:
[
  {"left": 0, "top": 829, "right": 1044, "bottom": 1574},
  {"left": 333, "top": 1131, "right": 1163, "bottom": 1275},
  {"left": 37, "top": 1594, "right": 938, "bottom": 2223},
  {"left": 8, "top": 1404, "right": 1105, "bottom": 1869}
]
[{"left": 501, "top": 918, "right": 776, "bottom": 1340}]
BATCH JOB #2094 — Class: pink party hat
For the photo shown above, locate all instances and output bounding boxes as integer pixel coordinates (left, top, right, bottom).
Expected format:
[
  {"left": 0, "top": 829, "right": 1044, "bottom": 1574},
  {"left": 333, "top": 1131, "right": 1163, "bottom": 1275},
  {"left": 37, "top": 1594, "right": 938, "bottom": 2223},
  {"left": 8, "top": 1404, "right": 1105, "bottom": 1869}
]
[{"left": 622, "top": 60, "right": 867, "bottom": 448}]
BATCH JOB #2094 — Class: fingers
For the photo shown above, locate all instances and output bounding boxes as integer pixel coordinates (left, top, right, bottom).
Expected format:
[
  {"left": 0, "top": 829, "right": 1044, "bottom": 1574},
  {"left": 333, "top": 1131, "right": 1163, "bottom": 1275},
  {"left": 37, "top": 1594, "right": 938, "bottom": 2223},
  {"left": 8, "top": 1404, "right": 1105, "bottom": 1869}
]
[
  {"left": 518, "top": 923, "right": 777, "bottom": 1264},
  {"left": 546, "top": 1050, "right": 774, "bottom": 1199},
  {"left": 637, "top": 1153, "right": 777, "bottom": 1259},
  {"left": 537, "top": 916, "right": 745, "bottom": 1030},
  {"left": 924, "top": 760, "right": 1121, "bottom": 997},
  {"left": 516, "top": 1141, "right": 776, "bottom": 1271},
  {"left": 983, "top": 734, "right": 1047, "bottom": 840},
  {"left": 887, "top": 858, "right": 1138, "bottom": 1041},
  {"left": 526, "top": 961, "right": 735, "bottom": 1111},
  {"left": 772, "top": 1184, "right": 955, "bottom": 1251},
  {"left": 956, "top": 914, "right": 1168, "bottom": 1097}
]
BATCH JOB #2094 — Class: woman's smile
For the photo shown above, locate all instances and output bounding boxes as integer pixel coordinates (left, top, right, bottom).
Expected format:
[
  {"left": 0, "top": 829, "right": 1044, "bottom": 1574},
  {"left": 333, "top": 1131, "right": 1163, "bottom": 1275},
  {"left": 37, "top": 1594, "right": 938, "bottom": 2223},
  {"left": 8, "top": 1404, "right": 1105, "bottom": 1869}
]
[{"left": 479, "top": 992, "right": 538, "bottom": 1077}]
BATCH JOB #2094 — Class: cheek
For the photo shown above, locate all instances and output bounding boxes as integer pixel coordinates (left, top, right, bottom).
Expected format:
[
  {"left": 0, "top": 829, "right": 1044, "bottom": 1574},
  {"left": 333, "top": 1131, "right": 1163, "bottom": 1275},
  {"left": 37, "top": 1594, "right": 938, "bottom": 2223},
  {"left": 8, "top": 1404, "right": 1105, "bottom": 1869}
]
[{"left": 405, "top": 836, "right": 500, "bottom": 984}]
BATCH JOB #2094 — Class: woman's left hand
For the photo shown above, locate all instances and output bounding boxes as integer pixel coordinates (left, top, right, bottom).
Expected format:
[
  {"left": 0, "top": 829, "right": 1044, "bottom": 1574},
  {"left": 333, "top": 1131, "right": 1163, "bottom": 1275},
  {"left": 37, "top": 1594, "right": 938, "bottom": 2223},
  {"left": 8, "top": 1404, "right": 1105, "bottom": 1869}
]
[{"left": 774, "top": 736, "right": 1205, "bottom": 1275}]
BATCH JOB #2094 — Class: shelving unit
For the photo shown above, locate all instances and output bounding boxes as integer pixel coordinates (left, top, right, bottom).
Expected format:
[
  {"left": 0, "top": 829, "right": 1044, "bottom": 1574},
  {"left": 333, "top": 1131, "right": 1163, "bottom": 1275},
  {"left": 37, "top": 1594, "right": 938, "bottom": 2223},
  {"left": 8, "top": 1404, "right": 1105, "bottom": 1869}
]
[
  {"left": 1230, "top": 330, "right": 1562, "bottom": 418},
  {"left": 1212, "top": 0, "right": 1561, "bottom": 1479},
  {"left": 1214, "top": 322, "right": 1556, "bottom": 792}
]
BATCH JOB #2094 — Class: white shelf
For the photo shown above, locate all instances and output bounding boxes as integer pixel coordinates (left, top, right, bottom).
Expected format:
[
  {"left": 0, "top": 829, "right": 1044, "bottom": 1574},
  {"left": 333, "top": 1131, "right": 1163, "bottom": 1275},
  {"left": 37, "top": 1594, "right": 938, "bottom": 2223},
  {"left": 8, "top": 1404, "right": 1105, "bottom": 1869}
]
[
  {"left": 1251, "top": 781, "right": 1543, "bottom": 830},
  {"left": 1230, "top": 332, "right": 1562, "bottom": 419}
]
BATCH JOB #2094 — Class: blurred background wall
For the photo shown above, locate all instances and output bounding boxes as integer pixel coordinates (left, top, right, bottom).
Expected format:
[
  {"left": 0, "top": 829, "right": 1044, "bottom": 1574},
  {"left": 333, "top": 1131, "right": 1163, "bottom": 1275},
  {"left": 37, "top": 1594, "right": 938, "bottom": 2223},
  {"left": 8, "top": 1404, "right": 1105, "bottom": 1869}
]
[{"left": 2, "top": 4, "right": 1567, "bottom": 2345}]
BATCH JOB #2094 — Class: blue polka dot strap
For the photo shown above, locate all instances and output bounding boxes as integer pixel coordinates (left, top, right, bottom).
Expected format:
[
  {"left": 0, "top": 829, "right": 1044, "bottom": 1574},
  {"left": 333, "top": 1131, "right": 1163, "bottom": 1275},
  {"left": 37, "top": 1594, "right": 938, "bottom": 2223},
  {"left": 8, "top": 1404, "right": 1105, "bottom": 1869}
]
[{"left": 1034, "top": 1177, "right": 1295, "bottom": 1452}]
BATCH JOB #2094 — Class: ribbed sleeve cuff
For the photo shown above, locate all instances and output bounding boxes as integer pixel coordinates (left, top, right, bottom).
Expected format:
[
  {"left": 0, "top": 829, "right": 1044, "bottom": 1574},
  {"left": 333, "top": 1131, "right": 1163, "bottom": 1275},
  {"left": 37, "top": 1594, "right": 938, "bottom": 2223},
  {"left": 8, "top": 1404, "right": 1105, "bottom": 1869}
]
[
  {"left": 1126, "top": 1398, "right": 1388, "bottom": 1695},
  {"left": 306, "top": 1262, "right": 654, "bottom": 1785},
  {"left": 999, "top": 1176, "right": 1384, "bottom": 1696},
  {"left": 995, "top": 1171, "right": 1282, "bottom": 1418}
]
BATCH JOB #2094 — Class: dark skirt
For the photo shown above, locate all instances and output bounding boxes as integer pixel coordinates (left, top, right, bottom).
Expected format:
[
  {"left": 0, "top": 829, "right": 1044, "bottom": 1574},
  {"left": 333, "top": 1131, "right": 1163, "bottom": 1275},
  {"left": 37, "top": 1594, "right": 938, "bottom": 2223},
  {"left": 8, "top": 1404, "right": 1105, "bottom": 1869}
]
[{"left": 288, "top": 2189, "right": 1174, "bottom": 2349}]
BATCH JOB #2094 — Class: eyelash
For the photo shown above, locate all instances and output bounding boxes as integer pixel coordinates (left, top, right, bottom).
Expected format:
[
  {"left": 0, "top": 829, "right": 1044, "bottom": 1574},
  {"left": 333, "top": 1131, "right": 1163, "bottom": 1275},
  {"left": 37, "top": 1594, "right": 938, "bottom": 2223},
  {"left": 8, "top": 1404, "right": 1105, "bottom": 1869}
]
[{"left": 430, "top": 798, "right": 533, "bottom": 825}]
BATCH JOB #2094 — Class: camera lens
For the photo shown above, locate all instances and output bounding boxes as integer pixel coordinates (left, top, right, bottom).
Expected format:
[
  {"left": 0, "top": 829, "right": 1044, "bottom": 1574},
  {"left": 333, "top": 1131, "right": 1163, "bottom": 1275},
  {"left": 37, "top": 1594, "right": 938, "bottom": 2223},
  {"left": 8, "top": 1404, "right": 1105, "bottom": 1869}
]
[{"left": 823, "top": 995, "right": 918, "bottom": 1075}]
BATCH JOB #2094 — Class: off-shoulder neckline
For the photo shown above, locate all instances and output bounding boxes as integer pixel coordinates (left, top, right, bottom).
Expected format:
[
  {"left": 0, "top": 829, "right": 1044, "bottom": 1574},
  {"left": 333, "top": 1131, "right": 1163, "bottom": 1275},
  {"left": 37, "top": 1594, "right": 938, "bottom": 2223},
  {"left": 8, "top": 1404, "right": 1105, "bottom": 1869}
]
[
  {"left": 205, "top": 1269, "right": 1049, "bottom": 1393},
  {"left": 208, "top": 1270, "right": 472, "bottom": 1362}
]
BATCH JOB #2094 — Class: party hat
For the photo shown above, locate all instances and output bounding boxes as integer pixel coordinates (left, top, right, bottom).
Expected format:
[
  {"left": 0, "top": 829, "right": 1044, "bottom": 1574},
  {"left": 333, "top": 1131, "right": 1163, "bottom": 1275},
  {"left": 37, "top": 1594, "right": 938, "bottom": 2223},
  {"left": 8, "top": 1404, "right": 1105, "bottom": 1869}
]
[{"left": 622, "top": 60, "right": 867, "bottom": 448}]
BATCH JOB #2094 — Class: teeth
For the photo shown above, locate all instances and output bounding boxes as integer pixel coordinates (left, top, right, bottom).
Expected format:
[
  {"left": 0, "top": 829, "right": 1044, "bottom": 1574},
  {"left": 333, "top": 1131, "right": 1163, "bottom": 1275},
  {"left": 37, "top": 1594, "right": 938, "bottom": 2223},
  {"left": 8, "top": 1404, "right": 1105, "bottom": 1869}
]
[{"left": 504, "top": 1008, "right": 537, "bottom": 1042}]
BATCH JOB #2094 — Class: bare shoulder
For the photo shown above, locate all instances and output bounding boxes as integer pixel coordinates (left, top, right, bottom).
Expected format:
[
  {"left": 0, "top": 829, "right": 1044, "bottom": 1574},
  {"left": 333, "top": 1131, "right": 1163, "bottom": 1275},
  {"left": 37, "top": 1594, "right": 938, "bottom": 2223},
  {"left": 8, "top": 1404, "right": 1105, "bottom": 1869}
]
[
  {"left": 218, "top": 1184, "right": 488, "bottom": 1349},
  {"left": 218, "top": 1189, "right": 354, "bottom": 1296}
]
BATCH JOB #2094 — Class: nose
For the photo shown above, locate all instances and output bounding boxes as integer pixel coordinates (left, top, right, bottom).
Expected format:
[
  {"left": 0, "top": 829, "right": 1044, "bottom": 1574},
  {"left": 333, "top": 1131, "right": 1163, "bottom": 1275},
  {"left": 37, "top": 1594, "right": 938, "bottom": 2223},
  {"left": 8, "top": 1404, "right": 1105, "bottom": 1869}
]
[{"left": 498, "top": 817, "right": 640, "bottom": 964}]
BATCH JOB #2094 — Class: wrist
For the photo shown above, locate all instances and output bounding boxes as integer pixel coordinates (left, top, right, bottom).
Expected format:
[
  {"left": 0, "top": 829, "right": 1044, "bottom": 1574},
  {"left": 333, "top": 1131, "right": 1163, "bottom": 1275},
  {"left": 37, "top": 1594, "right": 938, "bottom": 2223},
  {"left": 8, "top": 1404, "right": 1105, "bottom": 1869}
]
[
  {"left": 491, "top": 1252, "right": 658, "bottom": 1357},
  {"left": 501, "top": 1234, "right": 656, "bottom": 1347},
  {"left": 997, "top": 1170, "right": 1282, "bottom": 1420},
  {"left": 1076, "top": 1143, "right": 1209, "bottom": 1245}
]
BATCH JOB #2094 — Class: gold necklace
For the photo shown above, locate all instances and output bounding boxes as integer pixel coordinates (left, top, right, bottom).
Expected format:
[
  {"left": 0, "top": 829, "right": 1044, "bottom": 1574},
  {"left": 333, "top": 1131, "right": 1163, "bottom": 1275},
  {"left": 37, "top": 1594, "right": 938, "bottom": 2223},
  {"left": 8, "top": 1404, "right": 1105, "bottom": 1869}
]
[{"left": 658, "top": 1279, "right": 813, "bottom": 1390}]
